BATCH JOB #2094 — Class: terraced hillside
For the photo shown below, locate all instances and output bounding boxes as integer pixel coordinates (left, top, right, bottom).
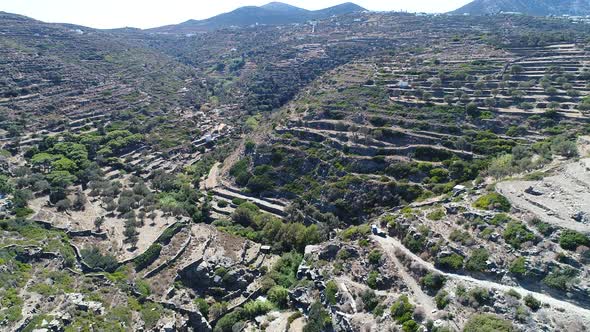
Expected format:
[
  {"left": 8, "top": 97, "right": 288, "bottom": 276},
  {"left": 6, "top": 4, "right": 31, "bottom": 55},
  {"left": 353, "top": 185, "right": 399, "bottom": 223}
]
[{"left": 1, "top": 8, "right": 590, "bottom": 332}]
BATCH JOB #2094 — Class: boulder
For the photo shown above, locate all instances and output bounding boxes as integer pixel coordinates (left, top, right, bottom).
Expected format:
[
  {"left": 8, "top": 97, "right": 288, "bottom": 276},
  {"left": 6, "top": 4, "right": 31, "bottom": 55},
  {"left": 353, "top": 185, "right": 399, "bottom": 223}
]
[
  {"left": 525, "top": 186, "right": 545, "bottom": 196},
  {"left": 572, "top": 211, "right": 589, "bottom": 224},
  {"left": 289, "top": 287, "right": 315, "bottom": 311},
  {"left": 318, "top": 244, "right": 341, "bottom": 260}
]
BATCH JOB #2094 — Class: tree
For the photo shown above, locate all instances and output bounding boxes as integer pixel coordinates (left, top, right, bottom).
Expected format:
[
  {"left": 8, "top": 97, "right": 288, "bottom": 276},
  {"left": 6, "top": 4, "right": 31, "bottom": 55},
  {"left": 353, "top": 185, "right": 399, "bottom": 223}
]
[
  {"left": 444, "top": 95, "right": 454, "bottom": 105},
  {"left": 51, "top": 157, "right": 77, "bottom": 173},
  {"left": 94, "top": 216, "right": 105, "bottom": 231},
  {"left": 124, "top": 218, "right": 138, "bottom": 248},
  {"left": 550, "top": 136, "right": 578, "bottom": 158},
  {"left": 510, "top": 65, "right": 524, "bottom": 76},
  {"left": 231, "top": 202, "right": 258, "bottom": 226},
  {"left": 55, "top": 198, "right": 72, "bottom": 212},
  {"left": 80, "top": 246, "right": 118, "bottom": 272},
  {"left": 0, "top": 174, "right": 13, "bottom": 194},
  {"left": 465, "top": 102, "right": 479, "bottom": 116},
  {"left": 49, "top": 186, "right": 67, "bottom": 204},
  {"left": 31, "top": 153, "right": 60, "bottom": 173},
  {"left": 73, "top": 190, "right": 85, "bottom": 211},
  {"left": 46, "top": 171, "right": 77, "bottom": 187}
]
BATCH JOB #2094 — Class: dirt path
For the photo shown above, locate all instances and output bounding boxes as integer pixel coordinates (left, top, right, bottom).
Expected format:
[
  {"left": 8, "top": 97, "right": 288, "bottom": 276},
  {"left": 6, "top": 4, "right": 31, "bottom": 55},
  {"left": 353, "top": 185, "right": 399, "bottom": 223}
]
[
  {"left": 204, "top": 162, "right": 221, "bottom": 190},
  {"left": 372, "top": 235, "right": 590, "bottom": 323},
  {"left": 370, "top": 242, "right": 437, "bottom": 313}
]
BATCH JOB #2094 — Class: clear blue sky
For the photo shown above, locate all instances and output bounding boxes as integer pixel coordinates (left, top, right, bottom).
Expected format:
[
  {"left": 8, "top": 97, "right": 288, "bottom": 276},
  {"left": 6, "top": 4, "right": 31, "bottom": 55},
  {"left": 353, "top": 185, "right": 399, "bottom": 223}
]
[{"left": 0, "top": 0, "right": 472, "bottom": 29}]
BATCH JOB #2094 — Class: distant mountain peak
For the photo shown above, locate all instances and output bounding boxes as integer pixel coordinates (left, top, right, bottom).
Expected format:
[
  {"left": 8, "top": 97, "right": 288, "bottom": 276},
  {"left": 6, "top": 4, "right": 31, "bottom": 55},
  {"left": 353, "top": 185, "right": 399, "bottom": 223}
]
[
  {"left": 261, "top": 2, "right": 308, "bottom": 12},
  {"left": 149, "top": 2, "right": 366, "bottom": 33},
  {"left": 452, "top": 0, "right": 590, "bottom": 16}
]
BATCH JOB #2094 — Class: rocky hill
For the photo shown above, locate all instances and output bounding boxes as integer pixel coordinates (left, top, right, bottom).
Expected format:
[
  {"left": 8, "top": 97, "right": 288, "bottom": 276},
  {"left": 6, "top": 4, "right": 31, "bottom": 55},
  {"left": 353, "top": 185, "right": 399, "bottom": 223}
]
[
  {"left": 149, "top": 2, "right": 365, "bottom": 34},
  {"left": 452, "top": 0, "right": 590, "bottom": 16}
]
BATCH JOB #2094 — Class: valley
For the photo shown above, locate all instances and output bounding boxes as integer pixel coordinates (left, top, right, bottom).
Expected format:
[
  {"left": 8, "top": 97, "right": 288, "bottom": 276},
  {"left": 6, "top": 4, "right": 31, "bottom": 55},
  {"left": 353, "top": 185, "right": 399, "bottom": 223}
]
[{"left": 0, "top": 2, "right": 589, "bottom": 332}]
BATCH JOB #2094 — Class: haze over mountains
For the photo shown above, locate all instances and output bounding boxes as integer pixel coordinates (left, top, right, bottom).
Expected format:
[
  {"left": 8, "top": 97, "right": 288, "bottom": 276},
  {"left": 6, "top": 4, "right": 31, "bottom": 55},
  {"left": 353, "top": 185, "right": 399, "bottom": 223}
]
[
  {"left": 453, "top": 0, "right": 590, "bottom": 16},
  {"left": 150, "top": 2, "right": 366, "bottom": 33}
]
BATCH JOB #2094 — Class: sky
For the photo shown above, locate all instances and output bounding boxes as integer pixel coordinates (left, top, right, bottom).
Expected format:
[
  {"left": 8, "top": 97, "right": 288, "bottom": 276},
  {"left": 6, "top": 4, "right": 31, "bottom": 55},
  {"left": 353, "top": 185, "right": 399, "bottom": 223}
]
[{"left": 0, "top": 0, "right": 472, "bottom": 29}]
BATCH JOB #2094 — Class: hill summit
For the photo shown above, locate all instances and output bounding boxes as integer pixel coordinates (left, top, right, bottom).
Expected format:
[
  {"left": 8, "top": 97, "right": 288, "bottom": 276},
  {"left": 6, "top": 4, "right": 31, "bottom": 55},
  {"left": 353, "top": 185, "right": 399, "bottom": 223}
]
[
  {"left": 149, "top": 2, "right": 365, "bottom": 33},
  {"left": 452, "top": 0, "right": 590, "bottom": 16}
]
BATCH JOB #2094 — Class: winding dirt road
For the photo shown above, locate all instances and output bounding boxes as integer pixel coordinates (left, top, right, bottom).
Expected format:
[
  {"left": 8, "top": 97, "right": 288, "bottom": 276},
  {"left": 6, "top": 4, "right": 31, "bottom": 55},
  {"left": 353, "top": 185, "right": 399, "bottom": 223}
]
[{"left": 372, "top": 235, "right": 590, "bottom": 324}]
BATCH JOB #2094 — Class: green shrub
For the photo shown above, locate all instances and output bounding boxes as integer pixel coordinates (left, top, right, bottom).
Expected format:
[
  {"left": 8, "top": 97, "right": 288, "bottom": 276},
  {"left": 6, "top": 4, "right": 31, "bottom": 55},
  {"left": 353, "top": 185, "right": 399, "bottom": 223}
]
[
  {"left": 402, "top": 319, "right": 419, "bottom": 332},
  {"left": 505, "top": 289, "right": 521, "bottom": 299},
  {"left": 449, "top": 229, "right": 474, "bottom": 245},
  {"left": 368, "top": 250, "right": 382, "bottom": 265},
  {"left": 523, "top": 294, "right": 541, "bottom": 311},
  {"left": 140, "top": 302, "right": 162, "bottom": 328},
  {"left": 427, "top": 209, "right": 445, "bottom": 221},
  {"left": 336, "top": 249, "right": 351, "bottom": 261},
  {"left": 465, "top": 248, "right": 489, "bottom": 272},
  {"left": 340, "top": 225, "right": 370, "bottom": 241},
  {"left": 0, "top": 288, "right": 23, "bottom": 323},
  {"left": 288, "top": 311, "right": 302, "bottom": 326},
  {"left": 214, "top": 309, "right": 243, "bottom": 332},
  {"left": 420, "top": 272, "right": 446, "bottom": 292},
  {"left": 509, "top": 257, "right": 526, "bottom": 276},
  {"left": 268, "top": 252, "right": 303, "bottom": 288},
  {"left": 543, "top": 267, "right": 579, "bottom": 290},
  {"left": 230, "top": 159, "right": 251, "bottom": 186},
  {"left": 134, "top": 243, "right": 162, "bottom": 271},
  {"left": 391, "top": 295, "right": 414, "bottom": 324},
  {"left": 135, "top": 280, "right": 151, "bottom": 299},
  {"left": 231, "top": 197, "right": 246, "bottom": 205},
  {"left": 81, "top": 247, "right": 119, "bottom": 272},
  {"left": 158, "top": 223, "right": 184, "bottom": 244},
  {"left": 473, "top": 193, "right": 510, "bottom": 212},
  {"left": 403, "top": 233, "right": 426, "bottom": 253},
  {"left": 303, "top": 302, "right": 332, "bottom": 332},
  {"left": 435, "top": 290, "right": 450, "bottom": 309},
  {"left": 325, "top": 281, "right": 338, "bottom": 305},
  {"left": 532, "top": 219, "right": 554, "bottom": 236},
  {"left": 268, "top": 286, "right": 289, "bottom": 308},
  {"left": 463, "top": 314, "right": 514, "bottom": 332},
  {"left": 195, "top": 298, "right": 209, "bottom": 318},
  {"left": 247, "top": 175, "right": 275, "bottom": 193},
  {"left": 367, "top": 271, "right": 379, "bottom": 289},
  {"left": 489, "top": 213, "right": 511, "bottom": 225},
  {"left": 559, "top": 230, "right": 590, "bottom": 251},
  {"left": 361, "top": 289, "right": 379, "bottom": 312},
  {"left": 467, "top": 287, "right": 491, "bottom": 307},
  {"left": 503, "top": 222, "right": 535, "bottom": 249},
  {"left": 242, "top": 300, "right": 273, "bottom": 319},
  {"left": 437, "top": 253, "right": 464, "bottom": 270}
]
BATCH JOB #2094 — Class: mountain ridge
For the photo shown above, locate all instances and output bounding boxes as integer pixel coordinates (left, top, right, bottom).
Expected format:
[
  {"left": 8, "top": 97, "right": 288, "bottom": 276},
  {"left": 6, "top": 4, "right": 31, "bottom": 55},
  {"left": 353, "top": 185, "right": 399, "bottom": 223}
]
[
  {"left": 149, "top": 1, "right": 366, "bottom": 33},
  {"left": 452, "top": 0, "right": 590, "bottom": 16}
]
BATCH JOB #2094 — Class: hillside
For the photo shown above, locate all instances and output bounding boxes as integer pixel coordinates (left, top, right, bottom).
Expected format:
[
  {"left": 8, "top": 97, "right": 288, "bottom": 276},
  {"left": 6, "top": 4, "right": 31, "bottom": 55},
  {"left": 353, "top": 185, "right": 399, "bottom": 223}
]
[
  {"left": 1, "top": 8, "right": 590, "bottom": 332},
  {"left": 149, "top": 2, "right": 365, "bottom": 33},
  {"left": 453, "top": 0, "right": 590, "bottom": 16}
]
